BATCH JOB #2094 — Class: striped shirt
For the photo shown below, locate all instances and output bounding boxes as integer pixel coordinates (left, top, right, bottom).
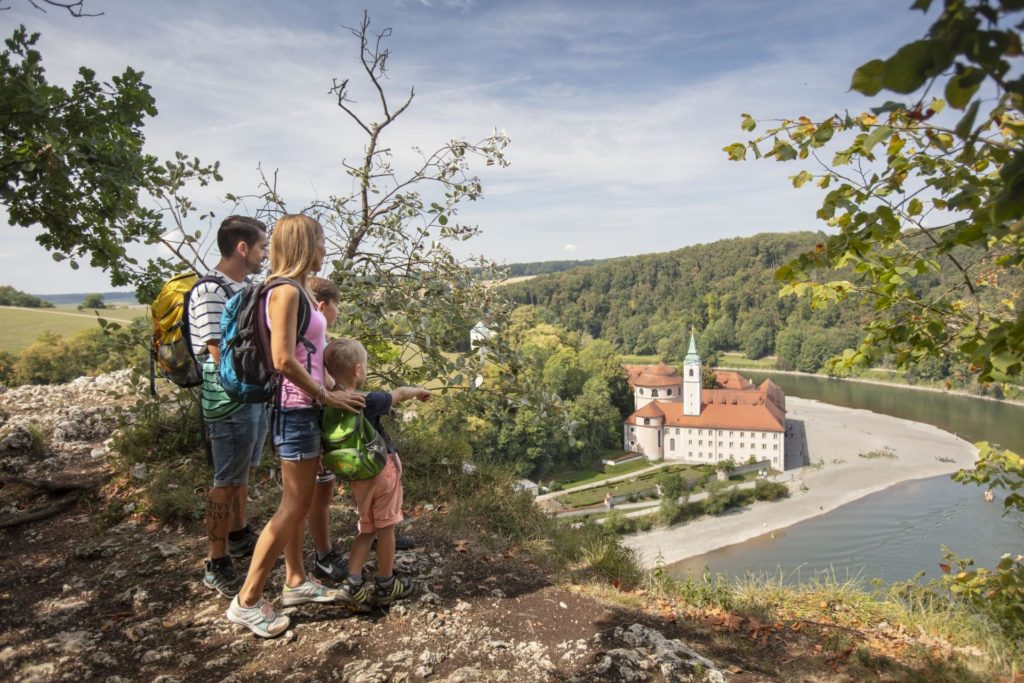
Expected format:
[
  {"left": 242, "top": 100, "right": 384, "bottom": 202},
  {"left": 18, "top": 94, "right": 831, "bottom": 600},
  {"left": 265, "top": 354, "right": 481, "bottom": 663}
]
[{"left": 187, "top": 270, "right": 245, "bottom": 421}]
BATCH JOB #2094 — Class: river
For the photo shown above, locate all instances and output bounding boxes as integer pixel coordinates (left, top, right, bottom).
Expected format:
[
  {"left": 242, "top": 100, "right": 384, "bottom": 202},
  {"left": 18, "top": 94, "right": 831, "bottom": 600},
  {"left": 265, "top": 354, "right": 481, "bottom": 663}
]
[{"left": 669, "top": 372, "right": 1024, "bottom": 584}]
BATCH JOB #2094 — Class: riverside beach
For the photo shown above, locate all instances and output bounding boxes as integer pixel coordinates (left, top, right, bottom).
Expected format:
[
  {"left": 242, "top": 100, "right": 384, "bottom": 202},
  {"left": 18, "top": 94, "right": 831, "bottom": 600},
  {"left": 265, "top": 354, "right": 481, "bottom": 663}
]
[{"left": 623, "top": 396, "right": 979, "bottom": 568}]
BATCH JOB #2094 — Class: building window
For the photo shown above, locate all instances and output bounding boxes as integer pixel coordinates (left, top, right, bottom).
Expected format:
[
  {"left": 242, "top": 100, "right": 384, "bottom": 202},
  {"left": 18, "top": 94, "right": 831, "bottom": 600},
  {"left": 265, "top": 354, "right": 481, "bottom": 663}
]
[
  {"left": 730, "top": 431, "right": 734, "bottom": 437},
  {"left": 630, "top": 427, "right": 635, "bottom": 433},
  {"left": 675, "top": 428, "right": 680, "bottom": 435},
  {"left": 670, "top": 438, "right": 675, "bottom": 450},
  {"left": 698, "top": 440, "right": 703, "bottom": 446},
  {"left": 774, "top": 433, "right": 779, "bottom": 440},
  {"left": 729, "top": 442, "right": 733, "bottom": 448},
  {"left": 719, "top": 441, "right": 723, "bottom": 447},
  {"left": 740, "top": 443, "right": 744, "bottom": 449},
  {"left": 762, "top": 444, "right": 767, "bottom": 450},
  {"left": 688, "top": 368, "right": 694, "bottom": 377},
  {"left": 688, "top": 439, "right": 692, "bottom": 445},
  {"left": 658, "top": 431, "right": 662, "bottom": 447},
  {"left": 773, "top": 445, "right": 778, "bottom": 450},
  {"left": 644, "top": 418, "right": 650, "bottom": 426},
  {"left": 688, "top": 429, "right": 693, "bottom": 435},
  {"left": 740, "top": 432, "right": 745, "bottom": 437},
  {"left": 652, "top": 389, "right": 659, "bottom": 397}
]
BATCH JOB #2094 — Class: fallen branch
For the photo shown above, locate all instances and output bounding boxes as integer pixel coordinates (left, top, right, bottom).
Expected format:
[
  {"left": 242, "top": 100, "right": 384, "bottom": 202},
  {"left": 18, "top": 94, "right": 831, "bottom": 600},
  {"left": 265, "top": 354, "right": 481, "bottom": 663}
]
[
  {"left": 1, "top": 474, "right": 109, "bottom": 493},
  {"left": 0, "top": 496, "right": 79, "bottom": 528}
]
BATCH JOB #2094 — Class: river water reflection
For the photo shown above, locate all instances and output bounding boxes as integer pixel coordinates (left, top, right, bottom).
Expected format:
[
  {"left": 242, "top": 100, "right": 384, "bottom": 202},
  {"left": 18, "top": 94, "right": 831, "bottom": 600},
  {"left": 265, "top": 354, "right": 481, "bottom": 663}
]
[{"left": 668, "top": 372, "right": 1024, "bottom": 584}]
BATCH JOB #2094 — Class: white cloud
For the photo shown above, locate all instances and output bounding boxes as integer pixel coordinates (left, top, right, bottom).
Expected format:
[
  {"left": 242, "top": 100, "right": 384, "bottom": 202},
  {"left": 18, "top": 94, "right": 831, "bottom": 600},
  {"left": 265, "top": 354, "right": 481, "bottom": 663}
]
[{"left": 564, "top": 243, "right": 576, "bottom": 252}]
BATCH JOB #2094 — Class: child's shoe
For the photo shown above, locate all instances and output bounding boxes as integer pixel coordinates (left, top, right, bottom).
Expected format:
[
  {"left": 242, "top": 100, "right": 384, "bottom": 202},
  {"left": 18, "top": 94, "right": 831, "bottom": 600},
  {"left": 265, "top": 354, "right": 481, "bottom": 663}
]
[
  {"left": 336, "top": 576, "right": 375, "bottom": 613},
  {"left": 375, "top": 573, "right": 413, "bottom": 605},
  {"left": 312, "top": 548, "right": 345, "bottom": 583}
]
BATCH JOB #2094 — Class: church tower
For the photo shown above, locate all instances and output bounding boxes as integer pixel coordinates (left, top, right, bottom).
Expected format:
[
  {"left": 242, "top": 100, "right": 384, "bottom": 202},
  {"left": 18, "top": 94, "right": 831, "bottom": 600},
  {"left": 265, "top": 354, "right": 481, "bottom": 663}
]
[{"left": 683, "top": 332, "right": 701, "bottom": 416}]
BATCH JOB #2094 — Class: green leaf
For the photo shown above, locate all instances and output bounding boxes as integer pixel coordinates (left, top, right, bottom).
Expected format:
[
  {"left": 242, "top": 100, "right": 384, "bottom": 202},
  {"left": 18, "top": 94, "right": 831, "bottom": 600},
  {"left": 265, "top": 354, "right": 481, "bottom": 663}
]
[
  {"left": 791, "top": 170, "right": 813, "bottom": 188},
  {"left": 740, "top": 114, "right": 756, "bottom": 132},
  {"left": 438, "top": 214, "right": 448, "bottom": 226},
  {"left": 851, "top": 59, "right": 885, "bottom": 96},
  {"left": 723, "top": 143, "right": 747, "bottom": 161},
  {"left": 945, "top": 67, "right": 985, "bottom": 109},
  {"left": 883, "top": 40, "right": 948, "bottom": 94},
  {"left": 954, "top": 100, "right": 981, "bottom": 139},
  {"left": 907, "top": 197, "right": 923, "bottom": 215},
  {"left": 863, "top": 125, "right": 892, "bottom": 152}
]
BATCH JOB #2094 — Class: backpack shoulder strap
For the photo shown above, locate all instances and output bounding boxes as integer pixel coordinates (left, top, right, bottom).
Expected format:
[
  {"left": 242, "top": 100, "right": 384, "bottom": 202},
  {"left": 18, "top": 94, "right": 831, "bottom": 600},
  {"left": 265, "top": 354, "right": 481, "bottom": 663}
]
[
  {"left": 193, "top": 273, "right": 234, "bottom": 300},
  {"left": 263, "top": 278, "right": 313, "bottom": 337}
]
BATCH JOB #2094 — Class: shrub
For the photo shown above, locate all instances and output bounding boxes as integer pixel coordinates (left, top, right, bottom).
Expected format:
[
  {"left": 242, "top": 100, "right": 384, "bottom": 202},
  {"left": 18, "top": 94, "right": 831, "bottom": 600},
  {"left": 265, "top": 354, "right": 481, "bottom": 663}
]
[
  {"left": 753, "top": 479, "right": 789, "bottom": 501},
  {"left": 11, "top": 321, "right": 148, "bottom": 386}
]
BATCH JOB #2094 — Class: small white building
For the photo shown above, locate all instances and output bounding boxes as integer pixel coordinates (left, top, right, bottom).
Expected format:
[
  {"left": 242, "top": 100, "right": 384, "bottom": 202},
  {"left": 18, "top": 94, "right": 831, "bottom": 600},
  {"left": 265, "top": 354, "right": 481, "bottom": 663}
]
[
  {"left": 623, "top": 333, "right": 787, "bottom": 470},
  {"left": 514, "top": 478, "right": 540, "bottom": 497}
]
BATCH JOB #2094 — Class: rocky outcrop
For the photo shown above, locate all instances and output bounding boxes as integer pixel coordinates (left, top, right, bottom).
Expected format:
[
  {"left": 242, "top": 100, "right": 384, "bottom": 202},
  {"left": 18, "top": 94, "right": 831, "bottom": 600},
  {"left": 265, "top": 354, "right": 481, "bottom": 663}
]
[{"left": 0, "top": 370, "right": 137, "bottom": 474}]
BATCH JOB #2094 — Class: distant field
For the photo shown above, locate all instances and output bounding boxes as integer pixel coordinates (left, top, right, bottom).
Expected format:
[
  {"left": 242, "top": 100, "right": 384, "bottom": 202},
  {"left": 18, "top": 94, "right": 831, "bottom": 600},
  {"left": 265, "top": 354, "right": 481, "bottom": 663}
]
[
  {"left": 718, "top": 352, "right": 777, "bottom": 369},
  {"left": 0, "top": 305, "right": 147, "bottom": 353}
]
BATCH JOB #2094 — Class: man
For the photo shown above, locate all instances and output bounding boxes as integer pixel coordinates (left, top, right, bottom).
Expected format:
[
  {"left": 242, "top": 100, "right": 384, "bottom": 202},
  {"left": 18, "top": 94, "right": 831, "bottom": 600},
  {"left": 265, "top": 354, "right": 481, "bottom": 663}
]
[{"left": 188, "top": 215, "right": 269, "bottom": 598}]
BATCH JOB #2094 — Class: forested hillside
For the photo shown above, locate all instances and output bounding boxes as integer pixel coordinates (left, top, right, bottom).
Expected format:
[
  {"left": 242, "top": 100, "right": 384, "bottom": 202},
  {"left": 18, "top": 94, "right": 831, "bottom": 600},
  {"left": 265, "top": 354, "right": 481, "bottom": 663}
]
[{"left": 502, "top": 232, "right": 864, "bottom": 371}]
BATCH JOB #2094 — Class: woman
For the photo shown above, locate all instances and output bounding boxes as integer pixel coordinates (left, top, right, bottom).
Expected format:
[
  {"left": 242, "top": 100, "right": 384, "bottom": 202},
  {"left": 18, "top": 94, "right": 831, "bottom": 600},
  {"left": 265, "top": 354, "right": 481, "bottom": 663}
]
[{"left": 226, "top": 214, "right": 365, "bottom": 638}]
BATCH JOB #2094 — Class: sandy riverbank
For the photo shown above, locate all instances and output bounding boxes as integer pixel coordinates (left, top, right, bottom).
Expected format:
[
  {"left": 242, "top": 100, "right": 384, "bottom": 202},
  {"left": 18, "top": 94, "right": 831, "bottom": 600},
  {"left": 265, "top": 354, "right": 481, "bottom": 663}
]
[{"left": 623, "top": 396, "right": 979, "bottom": 568}]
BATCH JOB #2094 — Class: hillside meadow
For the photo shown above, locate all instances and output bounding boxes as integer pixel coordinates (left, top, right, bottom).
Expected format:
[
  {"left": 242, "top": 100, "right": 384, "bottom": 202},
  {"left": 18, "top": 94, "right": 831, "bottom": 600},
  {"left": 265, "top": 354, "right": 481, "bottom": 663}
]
[{"left": 0, "top": 305, "right": 146, "bottom": 353}]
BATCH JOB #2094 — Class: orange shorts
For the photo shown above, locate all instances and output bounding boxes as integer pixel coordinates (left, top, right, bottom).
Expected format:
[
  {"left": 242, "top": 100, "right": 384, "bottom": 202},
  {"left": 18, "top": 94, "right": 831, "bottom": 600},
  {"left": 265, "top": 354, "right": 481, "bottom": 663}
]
[{"left": 350, "top": 455, "right": 403, "bottom": 534}]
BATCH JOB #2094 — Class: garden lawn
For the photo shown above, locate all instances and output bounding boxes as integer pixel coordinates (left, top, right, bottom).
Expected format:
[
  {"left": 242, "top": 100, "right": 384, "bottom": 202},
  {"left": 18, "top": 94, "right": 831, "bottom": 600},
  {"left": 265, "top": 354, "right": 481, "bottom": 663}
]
[
  {"left": 557, "top": 464, "right": 713, "bottom": 508},
  {"left": 548, "top": 455, "right": 651, "bottom": 488}
]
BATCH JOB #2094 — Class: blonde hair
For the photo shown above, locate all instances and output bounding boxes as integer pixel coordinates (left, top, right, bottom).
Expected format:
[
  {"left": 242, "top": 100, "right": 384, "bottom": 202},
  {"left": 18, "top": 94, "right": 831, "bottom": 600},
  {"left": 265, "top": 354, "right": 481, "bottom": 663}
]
[
  {"left": 307, "top": 276, "right": 340, "bottom": 304},
  {"left": 324, "top": 337, "right": 366, "bottom": 377},
  {"left": 268, "top": 214, "right": 324, "bottom": 282}
]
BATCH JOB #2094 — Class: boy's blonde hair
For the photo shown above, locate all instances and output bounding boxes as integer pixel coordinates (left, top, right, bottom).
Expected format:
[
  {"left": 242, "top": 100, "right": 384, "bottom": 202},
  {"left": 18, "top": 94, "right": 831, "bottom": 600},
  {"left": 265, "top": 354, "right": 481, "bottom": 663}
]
[
  {"left": 307, "top": 276, "right": 340, "bottom": 304},
  {"left": 268, "top": 214, "right": 323, "bottom": 283},
  {"left": 324, "top": 337, "right": 366, "bottom": 376}
]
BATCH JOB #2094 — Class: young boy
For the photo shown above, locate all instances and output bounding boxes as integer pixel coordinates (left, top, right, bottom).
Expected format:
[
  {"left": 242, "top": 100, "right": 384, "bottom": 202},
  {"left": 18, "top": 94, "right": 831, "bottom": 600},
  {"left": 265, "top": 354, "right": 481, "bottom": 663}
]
[
  {"left": 321, "top": 337, "right": 430, "bottom": 609},
  {"left": 304, "top": 277, "right": 345, "bottom": 582}
]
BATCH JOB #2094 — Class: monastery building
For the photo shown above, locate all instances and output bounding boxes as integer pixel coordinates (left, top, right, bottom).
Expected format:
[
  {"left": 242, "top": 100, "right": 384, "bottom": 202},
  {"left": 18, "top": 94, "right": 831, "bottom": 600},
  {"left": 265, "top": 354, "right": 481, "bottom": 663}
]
[{"left": 623, "top": 334, "right": 787, "bottom": 470}]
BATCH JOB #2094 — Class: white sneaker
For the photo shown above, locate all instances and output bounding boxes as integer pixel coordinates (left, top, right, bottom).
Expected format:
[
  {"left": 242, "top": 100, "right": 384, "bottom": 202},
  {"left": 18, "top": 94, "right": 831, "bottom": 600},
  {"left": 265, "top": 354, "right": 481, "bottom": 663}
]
[
  {"left": 226, "top": 596, "right": 290, "bottom": 638},
  {"left": 281, "top": 577, "right": 339, "bottom": 607}
]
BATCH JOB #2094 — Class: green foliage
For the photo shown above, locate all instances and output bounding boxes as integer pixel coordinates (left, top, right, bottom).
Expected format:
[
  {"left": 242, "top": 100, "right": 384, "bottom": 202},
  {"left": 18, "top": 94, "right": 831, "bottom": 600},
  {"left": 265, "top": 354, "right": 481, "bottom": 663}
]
[
  {"left": 753, "top": 479, "right": 789, "bottom": 501},
  {"left": 79, "top": 293, "right": 105, "bottom": 309},
  {"left": 0, "top": 285, "right": 52, "bottom": 308},
  {"left": 0, "top": 350, "right": 15, "bottom": 385},
  {"left": 0, "top": 27, "right": 221, "bottom": 298},
  {"left": 727, "top": 1, "right": 1024, "bottom": 385},
  {"left": 502, "top": 232, "right": 877, "bottom": 373},
  {"left": 10, "top": 319, "right": 148, "bottom": 385},
  {"left": 942, "top": 547, "right": 1024, "bottom": 644},
  {"left": 727, "top": 0, "right": 1024, "bottom": 643}
]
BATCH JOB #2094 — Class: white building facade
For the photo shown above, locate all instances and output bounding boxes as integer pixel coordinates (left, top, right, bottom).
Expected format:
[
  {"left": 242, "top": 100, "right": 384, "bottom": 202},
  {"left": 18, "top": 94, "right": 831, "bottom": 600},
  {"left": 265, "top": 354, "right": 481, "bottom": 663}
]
[{"left": 623, "top": 334, "right": 787, "bottom": 470}]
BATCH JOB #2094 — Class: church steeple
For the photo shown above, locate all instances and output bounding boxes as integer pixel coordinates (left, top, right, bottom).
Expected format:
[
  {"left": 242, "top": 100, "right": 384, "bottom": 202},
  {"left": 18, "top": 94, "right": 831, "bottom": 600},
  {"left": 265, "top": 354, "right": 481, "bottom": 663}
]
[{"left": 683, "top": 330, "right": 701, "bottom": 416}]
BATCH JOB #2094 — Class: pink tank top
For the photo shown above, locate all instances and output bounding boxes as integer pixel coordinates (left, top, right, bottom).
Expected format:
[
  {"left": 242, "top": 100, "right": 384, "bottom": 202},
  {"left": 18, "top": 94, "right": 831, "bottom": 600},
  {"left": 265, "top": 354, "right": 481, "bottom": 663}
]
[{"left": 265, "top": 284, "right": 326, "bottom": 408}]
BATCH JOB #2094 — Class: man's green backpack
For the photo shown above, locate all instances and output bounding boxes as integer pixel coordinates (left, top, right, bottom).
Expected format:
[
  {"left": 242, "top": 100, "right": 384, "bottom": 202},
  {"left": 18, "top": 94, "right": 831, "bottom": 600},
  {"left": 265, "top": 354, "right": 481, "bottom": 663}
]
[{"left": 322, "top": 409, "right": 389, "bottom": 481}]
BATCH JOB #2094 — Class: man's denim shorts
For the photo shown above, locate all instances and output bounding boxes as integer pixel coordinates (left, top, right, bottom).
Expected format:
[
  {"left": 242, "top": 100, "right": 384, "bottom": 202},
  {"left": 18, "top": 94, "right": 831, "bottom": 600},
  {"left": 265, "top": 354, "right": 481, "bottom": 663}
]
[
  {"left": 273, "top": 406, "right": 323, "bottom": 461},
  {"left": 208, "top": 403, "right": 269, "bottom": 487}
]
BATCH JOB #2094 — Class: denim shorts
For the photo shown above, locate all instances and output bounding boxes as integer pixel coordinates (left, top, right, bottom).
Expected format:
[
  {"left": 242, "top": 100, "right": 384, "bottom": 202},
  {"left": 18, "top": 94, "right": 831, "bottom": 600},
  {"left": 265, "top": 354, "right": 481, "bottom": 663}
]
[
  {"left": 208, "top": 403, "right": 269, "bottom": 487},
  {"left": 273, "top": 406, "right": 323, "bottom": 461}
]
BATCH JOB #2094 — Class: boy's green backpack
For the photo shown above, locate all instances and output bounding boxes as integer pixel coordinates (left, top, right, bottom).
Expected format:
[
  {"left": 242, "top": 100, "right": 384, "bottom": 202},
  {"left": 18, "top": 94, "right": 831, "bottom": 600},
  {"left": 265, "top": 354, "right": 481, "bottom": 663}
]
[{"left": 322, "top": 409, "right": 390, "bottom": 481}]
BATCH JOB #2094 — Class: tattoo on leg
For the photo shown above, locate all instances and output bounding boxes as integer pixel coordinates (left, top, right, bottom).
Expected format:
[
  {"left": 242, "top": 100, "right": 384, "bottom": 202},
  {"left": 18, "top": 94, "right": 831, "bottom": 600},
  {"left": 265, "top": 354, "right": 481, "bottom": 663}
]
[{"left": 206, "top": 499, "right": 231, "bottom": 542}]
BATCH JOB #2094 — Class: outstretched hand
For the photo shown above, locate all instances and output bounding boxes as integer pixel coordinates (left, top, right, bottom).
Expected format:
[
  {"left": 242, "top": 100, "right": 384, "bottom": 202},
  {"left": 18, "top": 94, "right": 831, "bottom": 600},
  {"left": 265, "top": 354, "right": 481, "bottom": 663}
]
[{"left": 324, "top": 389, "right": 366, "bottom": 413}]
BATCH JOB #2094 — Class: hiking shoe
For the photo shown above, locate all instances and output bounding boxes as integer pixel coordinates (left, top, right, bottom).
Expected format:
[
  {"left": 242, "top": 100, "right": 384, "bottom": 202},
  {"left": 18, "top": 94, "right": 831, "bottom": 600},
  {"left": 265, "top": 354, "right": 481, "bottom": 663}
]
[
  {"left": 312, "top": 549, "right": 345, "bottom": 583},
  {"left": 226, "top": 596, "right": 290, "bottom": 638},
  {"left": 203, "top": 557, "right": 242, "bottom": 599},
  {"left": 227, "top": 527, "right": 260, "bottom": 559},
  {"left": 281, "top": 577, "right": 339, "bottom": 607},
  {"left": 375, "top": 574, "right": 413, "bottom": 605},
  {"left": 336, "top": 577, "right": 375, "bottom": 613}
]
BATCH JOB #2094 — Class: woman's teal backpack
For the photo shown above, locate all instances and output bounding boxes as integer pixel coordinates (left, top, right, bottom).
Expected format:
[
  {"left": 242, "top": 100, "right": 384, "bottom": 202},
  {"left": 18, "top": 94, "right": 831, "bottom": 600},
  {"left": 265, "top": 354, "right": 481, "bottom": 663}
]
[{"left": 321, "top": 408, "right": 389, "bottom": 481}]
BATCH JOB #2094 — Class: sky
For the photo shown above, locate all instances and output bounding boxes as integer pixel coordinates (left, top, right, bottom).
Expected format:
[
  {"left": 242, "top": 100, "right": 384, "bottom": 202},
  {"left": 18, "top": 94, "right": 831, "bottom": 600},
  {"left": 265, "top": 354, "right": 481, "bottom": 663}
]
[{"left": 0, "top": 0, "right": 933, "bottom": 294}]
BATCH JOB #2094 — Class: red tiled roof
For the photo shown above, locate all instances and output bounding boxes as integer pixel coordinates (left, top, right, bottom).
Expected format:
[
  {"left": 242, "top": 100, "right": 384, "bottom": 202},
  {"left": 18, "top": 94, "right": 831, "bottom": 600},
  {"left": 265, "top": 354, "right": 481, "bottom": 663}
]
[
  {"left": 638, "top": 399, "right": 785, "bottom": 432},
  {"left": 633, "top": 402, "right": 665, "bottom": 418},
  {"left": 713, "top": 370, "right": 753, "bottom": 390},
  {"left": 623, "top": 361, "right": 682, "bottom": 388}
]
